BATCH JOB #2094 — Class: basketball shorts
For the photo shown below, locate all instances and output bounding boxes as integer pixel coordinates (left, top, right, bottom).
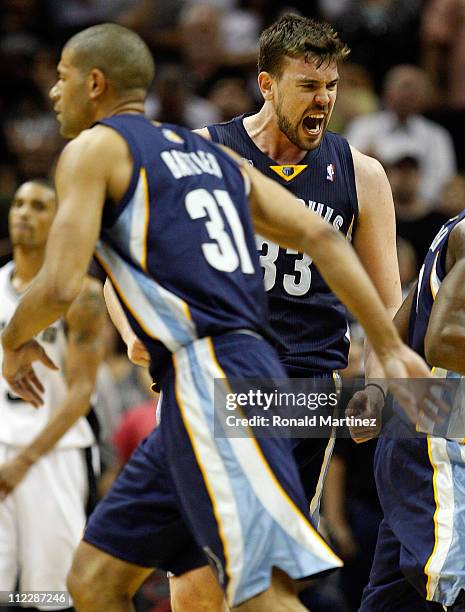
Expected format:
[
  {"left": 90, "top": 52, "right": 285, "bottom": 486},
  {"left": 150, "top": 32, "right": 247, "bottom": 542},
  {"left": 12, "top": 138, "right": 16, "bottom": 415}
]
[
  {"left": 0, "top": 443, "right": 93, "bottom": 610},
  {"left": 360, "top": 415, "right": 465, "bottom": 610},
  {"left": 84, "top": 332, "right": 341, "bottom": 607},
  {"left": 285, "top": 364, "right": 340, "bottom": 525}
]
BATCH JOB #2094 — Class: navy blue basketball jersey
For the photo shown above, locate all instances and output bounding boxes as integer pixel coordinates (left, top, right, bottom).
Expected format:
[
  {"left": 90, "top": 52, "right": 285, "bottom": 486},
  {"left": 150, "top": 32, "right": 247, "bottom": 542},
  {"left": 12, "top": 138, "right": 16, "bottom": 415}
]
[
  {"left": 408, "top": 211, "right": 465, "bottom": 362},
  {"left": 207, "top": 114, "right": 359, "bottom": 373},
  {"left": 93, "top": 114, "right": 272, "bottom": 381}
]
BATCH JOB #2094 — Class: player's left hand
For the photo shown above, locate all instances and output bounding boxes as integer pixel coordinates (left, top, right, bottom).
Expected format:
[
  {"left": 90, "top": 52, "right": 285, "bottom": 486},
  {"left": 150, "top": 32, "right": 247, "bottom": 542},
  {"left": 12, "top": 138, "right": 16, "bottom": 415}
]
[
  {"left": 0, "top": 456, "right": 32, "bottom": 499},
  {"left": 346, "top": 385, "right": 384, "bottom": 443},
  {"left": 2, "top": 340, "right": 58, "bottom": 408}
]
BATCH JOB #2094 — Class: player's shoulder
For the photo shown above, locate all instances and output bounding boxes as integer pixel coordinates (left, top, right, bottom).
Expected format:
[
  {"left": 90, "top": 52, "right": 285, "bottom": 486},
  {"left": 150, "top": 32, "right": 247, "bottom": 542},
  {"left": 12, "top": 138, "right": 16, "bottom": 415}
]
[
  {"left": 446, "top": 216, "right": 465, "bottom": 263},
  {"left": 350, "top": 145, "right": 387, "bottom": 184},
  {"left": 61, "top": 124, "right": 127, "bottom": 164}
]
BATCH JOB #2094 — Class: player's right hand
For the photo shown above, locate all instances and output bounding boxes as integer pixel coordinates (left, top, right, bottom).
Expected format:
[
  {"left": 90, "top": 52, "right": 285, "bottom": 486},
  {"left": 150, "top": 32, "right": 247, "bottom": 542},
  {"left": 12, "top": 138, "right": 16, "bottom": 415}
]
[
  {"left": 126, "top": 334, "right": 150, "bottom": 368},
  {"left": 380, "top": 343, "right": 449, "bottom": 428},
  {"left": 2, "top": 339, "right": 58, "bottom": 408}
]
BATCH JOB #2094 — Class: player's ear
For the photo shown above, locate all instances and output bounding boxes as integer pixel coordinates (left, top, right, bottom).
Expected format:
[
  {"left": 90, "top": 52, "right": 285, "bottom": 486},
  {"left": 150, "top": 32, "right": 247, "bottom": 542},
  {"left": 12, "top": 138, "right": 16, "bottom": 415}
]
[
  {"left": 258, "top": 71, "right": 274, "bottom": 101},
  {"left": 88, "top": 68, "right": 107, "bottom": 100}
]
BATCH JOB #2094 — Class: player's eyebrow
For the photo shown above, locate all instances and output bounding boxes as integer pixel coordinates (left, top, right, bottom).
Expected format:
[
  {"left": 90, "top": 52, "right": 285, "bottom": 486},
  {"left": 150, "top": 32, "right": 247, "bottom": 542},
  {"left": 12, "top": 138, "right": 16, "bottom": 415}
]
[{"left": 296, "top": 77, "right": 340, "bottom": 85}]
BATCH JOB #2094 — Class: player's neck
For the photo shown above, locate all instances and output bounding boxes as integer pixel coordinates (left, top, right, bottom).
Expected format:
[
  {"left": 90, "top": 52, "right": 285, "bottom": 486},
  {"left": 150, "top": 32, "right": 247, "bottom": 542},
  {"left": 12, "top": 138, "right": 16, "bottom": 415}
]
[
  {"left": 243, "top": 104, "right": 308, "bottom": 165},
  {"left": 95, "top": 98, "right": 145, "bottom": 122},
  {"left": 12, "top": 247, "right": 45, "bottom": 293}
]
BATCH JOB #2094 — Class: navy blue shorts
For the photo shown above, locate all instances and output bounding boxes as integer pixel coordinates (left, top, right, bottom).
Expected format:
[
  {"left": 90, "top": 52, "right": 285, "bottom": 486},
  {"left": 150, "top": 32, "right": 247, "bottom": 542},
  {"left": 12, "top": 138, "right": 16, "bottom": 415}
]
[
  {"left": 84, "top": 333, "right": 341, "bottom": 607},
  {"left": 360, "top": 415, "right": 465, "bottom": 610},
  {"left": 285, "top": 365, "right": 340, "bottom": 525}
]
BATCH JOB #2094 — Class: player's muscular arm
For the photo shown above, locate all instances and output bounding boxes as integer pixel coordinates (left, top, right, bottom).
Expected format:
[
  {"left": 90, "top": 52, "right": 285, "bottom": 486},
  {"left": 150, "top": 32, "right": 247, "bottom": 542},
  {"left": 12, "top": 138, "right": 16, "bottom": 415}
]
[
  {"left": 0, "top": 278, "right": 106, "bottom": 498},
  {"left": 424, "top": 222, "right": 465, "bottom": 373},
  {"left": 2, "top": 128, "right": 115, "bottom": 351},
  {"left": 393, "top": 283, "right": 417, "bottom": 343},
  {"left": 352, "top": 147, "right": 402, "bottom": 381}
]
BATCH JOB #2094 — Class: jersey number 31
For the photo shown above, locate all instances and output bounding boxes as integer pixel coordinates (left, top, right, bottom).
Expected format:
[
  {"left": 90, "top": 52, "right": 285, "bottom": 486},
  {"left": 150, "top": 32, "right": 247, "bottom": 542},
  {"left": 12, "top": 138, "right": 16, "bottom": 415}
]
[{"left": 185, "top": 188, "right": 255, "bottom": 274}]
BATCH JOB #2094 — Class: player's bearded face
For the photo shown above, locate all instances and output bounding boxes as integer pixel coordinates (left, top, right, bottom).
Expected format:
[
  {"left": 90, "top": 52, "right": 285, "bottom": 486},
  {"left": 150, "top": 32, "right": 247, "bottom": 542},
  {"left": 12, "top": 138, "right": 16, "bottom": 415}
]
[{"left": 272, "top": 57, "right": 338, "bottom": 150}]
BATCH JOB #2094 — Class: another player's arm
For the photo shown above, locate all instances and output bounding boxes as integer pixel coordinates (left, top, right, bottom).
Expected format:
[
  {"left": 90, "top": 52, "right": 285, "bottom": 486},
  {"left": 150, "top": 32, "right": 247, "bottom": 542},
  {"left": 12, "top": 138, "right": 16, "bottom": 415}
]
[
  {"left": 424, "top": 222, "right": 465, "bottom": 373},
  {"left": 351, "top": 147, "right": 402, "bottom": 388},
  {"left": 393, "top": 283, "right": 417, "bottom": 343},
  {"left": 1, "top": 127, "right": 116, "bottom": 402},
  {"left": 0, "top": 278, "right": 106, "bottom": 498},
  {"left": 103, "top": 279, "right": 150, "bottom": 367}
]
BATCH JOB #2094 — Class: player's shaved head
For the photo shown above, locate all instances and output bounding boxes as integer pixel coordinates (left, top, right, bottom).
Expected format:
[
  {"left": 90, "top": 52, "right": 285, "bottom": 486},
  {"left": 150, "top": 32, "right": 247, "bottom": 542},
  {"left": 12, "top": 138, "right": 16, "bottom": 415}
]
[{"left": 65, "top": 23, "right": 155, "bottom": 93}]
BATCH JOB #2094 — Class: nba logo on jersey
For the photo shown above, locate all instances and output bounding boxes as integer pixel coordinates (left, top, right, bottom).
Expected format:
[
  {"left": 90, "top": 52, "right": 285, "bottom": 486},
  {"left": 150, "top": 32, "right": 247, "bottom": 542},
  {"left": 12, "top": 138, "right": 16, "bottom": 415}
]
[{"left": 326, "top": 163, "right": 335, "bottom": 182}]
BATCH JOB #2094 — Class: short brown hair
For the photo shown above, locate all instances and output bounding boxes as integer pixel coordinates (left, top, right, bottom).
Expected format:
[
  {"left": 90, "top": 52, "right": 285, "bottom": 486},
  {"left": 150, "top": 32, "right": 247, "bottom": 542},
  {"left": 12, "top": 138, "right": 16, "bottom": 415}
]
[
  {"left": 65, "top": 23, "right": 155, "bottom": 93},
  {"left": 258, "top": 14, "right": 350, "bottom": 76}
]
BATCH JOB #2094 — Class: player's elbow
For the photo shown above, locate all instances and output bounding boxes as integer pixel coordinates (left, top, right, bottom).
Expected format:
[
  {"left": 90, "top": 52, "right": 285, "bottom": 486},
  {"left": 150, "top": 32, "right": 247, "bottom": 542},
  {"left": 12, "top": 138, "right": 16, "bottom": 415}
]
[
  {"left": 45, "top": 276, "right": 83, "bottom": 310},
  {"left": 425, "top": 323, "right": 465, "bottom": 371}
]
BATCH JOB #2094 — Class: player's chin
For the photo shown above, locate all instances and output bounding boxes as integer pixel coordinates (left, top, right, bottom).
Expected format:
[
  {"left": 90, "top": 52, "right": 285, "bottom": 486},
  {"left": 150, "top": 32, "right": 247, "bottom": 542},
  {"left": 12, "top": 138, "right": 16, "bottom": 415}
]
[
  {"left": 300, "top": 129, "right": 323, "bottom": 150},
  {"left": 59, "top": 122, "right": 78, "bottom": 140}
]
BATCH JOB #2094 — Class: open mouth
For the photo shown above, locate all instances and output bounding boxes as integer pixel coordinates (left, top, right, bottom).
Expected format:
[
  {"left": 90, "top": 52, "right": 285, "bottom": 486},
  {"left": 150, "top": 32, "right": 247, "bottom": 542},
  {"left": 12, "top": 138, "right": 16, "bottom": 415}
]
[{"left": 303, "top": 115, "right": 325, "bottom": 135}]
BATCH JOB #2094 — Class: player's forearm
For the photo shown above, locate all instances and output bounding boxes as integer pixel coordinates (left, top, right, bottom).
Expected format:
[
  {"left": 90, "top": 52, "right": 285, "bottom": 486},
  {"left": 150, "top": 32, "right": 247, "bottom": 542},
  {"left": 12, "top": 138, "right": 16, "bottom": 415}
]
[
  {"left": 17, "top": 383, "right": 94, "bottom": 466},
  {"left": 301, "top": 228, "right": 402, "bottom": 361},
  {"left": 322, "top": 455, "right": 348, "bottom": 527},
  {"left": 103, "top": 279, "right": 134, "bottom": 345},
  {"left": 1, "top": 276, "right": 69, "bottom": 351}
]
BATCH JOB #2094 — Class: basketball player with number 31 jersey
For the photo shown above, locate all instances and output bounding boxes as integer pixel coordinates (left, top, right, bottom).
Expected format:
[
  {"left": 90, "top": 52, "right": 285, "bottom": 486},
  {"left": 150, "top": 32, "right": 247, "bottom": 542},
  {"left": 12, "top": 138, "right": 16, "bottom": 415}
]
[{"left": 2, "top": 23, "right": 428, "bottom": 612}]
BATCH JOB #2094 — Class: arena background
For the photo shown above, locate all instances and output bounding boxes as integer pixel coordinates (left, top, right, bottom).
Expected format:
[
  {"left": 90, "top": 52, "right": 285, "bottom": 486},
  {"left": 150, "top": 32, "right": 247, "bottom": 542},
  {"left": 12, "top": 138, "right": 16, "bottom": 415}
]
[{"left": 1, "top": 1, "right": 464, "bottom": 610}]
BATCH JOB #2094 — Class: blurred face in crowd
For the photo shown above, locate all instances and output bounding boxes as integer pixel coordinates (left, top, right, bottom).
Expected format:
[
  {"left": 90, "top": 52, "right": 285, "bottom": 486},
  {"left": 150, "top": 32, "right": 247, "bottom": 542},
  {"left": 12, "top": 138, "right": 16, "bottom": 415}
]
[
  {"left": 49, "top": 47, "right": 95, "bottom": 138},
  {"left": 265, "top": 55, "right": 339, "bottom": 150},
  {"left": 384, "top": 66, "right": 430, "bottom": 119},
  {"left": 385, "top": 158, "right": 421, "bottom": 207},
  {"left": 9, "top": 182, "right": 56, "bottom": 249},
  {"left": 439, "top": 175, "right": 465, "bottom": 217}
]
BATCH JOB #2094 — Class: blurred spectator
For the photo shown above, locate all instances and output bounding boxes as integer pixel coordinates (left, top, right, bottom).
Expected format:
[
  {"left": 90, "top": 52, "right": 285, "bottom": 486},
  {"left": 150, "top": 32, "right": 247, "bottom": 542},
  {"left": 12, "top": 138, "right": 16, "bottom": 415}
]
[
  {"left": 102, "top": 322, "right": 152, "bottom": 416},
  {"left": 397, "top": 237, "right": 418, "bottom": 296},
  {"left": 329, "top": 62, "right": 379, "bottom": 134},
  {"left": 179, "top": 3, "right": 225, "bottom": 91},
  {"left": 113, "top": 401, "right": 157, "bottom": 465},
  {"left": 331, "top": 0, "right": 423, "bottom": 91},
  {"left": 4, "top": 106, "right": 61, "bottom": 180},
  {"left": 436, "top": 172, "right": 465, "bottom": 218},
  {"left": 179, "top": 2, "right": 259, "bottom": 96},
  {"left": 385, "top": 152, "right": 443, "bottom": 263},
  {"left": 207, "top": 77, "right": 254, "bottom": 122},
  {"left": 146, "top": 64, "right": 220, "bottom": 128},
  {"left": 317, "top": 0, "right": 352, "bottom": 21},
  {"left": 116, "top": 0, "right": 185, "bottom": 55},
  {"left": 421, "top": 0, "right": 465, "bottom": 111},
  {"left": 346, "top": 65, "right": 457, "bottom": 206},
  {"left": 45, "top": 0, "right": 137, "bottom": 42}
]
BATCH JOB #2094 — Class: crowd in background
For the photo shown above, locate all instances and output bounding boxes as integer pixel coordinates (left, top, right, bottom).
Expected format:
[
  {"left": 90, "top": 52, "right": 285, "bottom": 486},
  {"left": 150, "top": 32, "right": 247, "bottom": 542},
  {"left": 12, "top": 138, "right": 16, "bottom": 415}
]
[{"left": 1, "top": 1, "right": 465, "bottom": 610}]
